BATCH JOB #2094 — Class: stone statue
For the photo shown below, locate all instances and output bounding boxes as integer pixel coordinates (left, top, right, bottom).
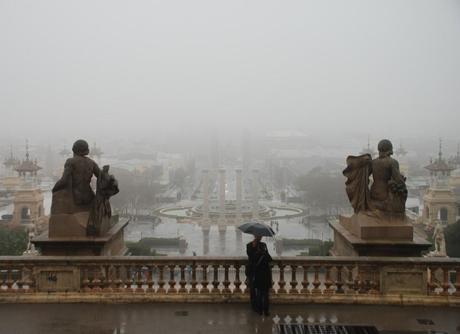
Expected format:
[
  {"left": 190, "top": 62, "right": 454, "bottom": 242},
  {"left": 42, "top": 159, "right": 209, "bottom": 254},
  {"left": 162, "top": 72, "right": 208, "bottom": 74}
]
[
  {"left": 343, "top": 139, "right": 407, "bottom": 216},
  {"left": 50, "top": 139, "right": 119, "bottom": 237},
  {"left": 432, "top": 221, "right": 446, "bottom": 256},
  {"left": 330, "top": 139, "right": 431, "bottom": 257}
]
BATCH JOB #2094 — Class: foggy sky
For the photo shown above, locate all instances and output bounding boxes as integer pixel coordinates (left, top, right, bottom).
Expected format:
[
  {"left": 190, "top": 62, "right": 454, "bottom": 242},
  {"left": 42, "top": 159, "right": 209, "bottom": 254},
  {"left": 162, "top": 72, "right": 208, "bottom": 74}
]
[{"left": 1, "top": 0, "right": 459, "bottom": 144}]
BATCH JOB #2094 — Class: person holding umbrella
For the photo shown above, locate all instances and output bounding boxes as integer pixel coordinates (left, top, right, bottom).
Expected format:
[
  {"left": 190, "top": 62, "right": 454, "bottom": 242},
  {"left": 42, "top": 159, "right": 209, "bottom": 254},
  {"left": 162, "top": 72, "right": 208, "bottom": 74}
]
[{"left": 239, "top": 222, "right": 274, "bottom": 316}]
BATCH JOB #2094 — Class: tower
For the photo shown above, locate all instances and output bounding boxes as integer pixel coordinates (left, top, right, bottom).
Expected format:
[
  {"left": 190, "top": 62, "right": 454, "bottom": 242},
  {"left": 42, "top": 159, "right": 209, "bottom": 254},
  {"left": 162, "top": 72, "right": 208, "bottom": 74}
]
[
  {"left": 360, "top": 136, "right": 377, "bottom": 158},
  {"left": 3, "top": 145, "right": 19, "bottom": 175},
  {"left": 421, "top": 140, "right": 457, "bottom": 226},
  {"left": 395, "top": 141, "right": 409, "bottom": 177},
  {"left": 10, "top": 185, "right": 47, "bottom": 233},
  {"left": 1, "top": 145, "right": 21, "bottom": 191},
  {"left": 449, "top": 143, "right": 460, "bottom": 219},
  {"left": 90, "top": 142, "right": 103, "bottom": 165},
  {"left": 14, "top": 140, "right": 42, "bottom": 180}
]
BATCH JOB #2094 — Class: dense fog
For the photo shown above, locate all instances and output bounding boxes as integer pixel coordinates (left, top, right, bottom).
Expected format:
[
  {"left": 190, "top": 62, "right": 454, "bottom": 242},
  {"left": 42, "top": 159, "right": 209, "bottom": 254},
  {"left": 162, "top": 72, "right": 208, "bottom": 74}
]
[{"left": 1, "top": 0, "right": 459, "bottom": 145}]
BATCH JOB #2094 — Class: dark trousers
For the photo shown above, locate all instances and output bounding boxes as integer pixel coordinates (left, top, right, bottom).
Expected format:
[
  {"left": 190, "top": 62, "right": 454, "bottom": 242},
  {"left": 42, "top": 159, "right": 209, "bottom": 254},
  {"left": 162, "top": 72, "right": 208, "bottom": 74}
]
[
  {"left": 249, "top": 283, "right": 258, "bottom": 311},
  {"left": 255, "top": 288, "right": 269, "bottom": 314}
]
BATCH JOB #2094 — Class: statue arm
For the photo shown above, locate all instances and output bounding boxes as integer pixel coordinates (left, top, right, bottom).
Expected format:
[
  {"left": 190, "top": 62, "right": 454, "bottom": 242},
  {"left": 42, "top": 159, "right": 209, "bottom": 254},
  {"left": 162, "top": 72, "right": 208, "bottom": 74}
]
[
  {"left": 52, "top": 159, "right": 72, "bottom": 192},
  {"left": 391, "top": 159, "right": 406, "bottom": 184},
  {"left": 93, "top": 161, "right": 101, "bottom": 178}
]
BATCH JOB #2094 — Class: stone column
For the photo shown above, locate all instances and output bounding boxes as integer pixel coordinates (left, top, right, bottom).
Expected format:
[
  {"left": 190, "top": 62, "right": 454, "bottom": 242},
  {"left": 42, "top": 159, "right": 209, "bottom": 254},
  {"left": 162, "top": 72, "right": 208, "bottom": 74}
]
[
  {"left": 252, "top": 169, "right": 259, "bottom": 219},
  {"left": 202, "top": 169, "right": 209, "bottom": 220},
  {"left": 202, "top": 225, "right": 210, "bottom": 255},
  {"left": 218, "top": 225, "right": 226, "bottom": 254},
  {"left": 219, "top": 168, "right": 226, "bottom": 220},
  {"left": 235, "top": 168, "right": 243, "bottom": 219},
  {"left": 235, "top": 227, "right": 242, "bottom": 251}
]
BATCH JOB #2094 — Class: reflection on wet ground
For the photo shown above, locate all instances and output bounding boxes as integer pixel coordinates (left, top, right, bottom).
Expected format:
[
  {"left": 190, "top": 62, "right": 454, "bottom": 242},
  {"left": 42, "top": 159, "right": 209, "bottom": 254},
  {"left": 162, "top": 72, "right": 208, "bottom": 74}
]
[{"left": 0, "top": 303, "right": 458, "bottom": 334}]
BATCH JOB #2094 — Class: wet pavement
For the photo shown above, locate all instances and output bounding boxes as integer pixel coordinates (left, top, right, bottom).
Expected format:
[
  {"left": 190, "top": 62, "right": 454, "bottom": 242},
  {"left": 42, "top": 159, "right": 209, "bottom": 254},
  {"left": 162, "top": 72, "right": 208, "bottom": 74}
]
[{"left": 0, "top": 303, "right": 458, "bottom": 334}]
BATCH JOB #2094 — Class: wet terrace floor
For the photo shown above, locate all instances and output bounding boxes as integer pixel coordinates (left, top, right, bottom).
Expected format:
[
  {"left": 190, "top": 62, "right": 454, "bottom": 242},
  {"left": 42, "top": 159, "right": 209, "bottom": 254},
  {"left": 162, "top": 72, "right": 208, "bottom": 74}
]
[{"left": 0, "top": 303, "right": 459, "bottom": 334}]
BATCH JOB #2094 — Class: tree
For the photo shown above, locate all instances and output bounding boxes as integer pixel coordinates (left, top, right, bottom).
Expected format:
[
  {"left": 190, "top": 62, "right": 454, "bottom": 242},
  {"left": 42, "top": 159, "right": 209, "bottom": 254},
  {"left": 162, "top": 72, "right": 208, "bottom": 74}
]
[
  {"left": 295, "top": 167, "right": 348, "bottom": 212},
  {"left": 110, "top": 167, "right": 164, "bottom": 213},
  {"left": 0, "top": 226, "right": 28, "bottom": 255}
]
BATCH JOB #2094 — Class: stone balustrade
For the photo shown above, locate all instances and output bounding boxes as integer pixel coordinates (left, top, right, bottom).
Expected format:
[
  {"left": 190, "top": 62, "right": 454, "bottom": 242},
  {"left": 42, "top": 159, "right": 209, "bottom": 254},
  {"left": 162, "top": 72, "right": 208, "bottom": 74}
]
[{"left": 0, "top": 256, "right": 459, "bottom": 306}]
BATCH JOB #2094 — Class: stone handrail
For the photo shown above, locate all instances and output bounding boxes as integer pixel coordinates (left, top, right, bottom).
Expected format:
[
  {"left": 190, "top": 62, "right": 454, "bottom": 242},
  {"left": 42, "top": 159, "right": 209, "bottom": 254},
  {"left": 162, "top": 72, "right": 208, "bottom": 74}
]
[{"left": 0, "top": 256, "right": 459, "bottom": 306}]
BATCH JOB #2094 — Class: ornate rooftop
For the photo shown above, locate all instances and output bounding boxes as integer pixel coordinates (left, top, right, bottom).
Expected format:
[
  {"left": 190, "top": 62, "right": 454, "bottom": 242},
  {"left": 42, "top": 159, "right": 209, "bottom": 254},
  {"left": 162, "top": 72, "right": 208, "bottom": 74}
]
[
  {"left": 14, "top": 141, "right": 42, "bottom": 176},
  {"left": 424, "top": 139, "right": 455, "bottom": 173},
  {"left": 3, "top": 146, "right": 19, "bottom": 168},
  {"left": 359, "top": 137, "right": 377, "bottom": 157}
]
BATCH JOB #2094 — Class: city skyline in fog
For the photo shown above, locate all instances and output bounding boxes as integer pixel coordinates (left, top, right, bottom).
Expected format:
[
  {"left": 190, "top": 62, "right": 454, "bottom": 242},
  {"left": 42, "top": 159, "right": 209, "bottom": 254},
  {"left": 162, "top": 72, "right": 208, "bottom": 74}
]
[{"left": 1, "top": 0, "right": 460, "bottom": 144}]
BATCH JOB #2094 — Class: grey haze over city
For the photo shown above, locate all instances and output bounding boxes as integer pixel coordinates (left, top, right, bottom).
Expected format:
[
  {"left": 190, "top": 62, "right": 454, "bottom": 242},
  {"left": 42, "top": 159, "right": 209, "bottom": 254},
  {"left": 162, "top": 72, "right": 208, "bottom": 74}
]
[
  {"left": 1, "top": 0, "right": 459, "bottom": 151},
  {"left": 2, "top": 3, "right": 460, "bottom": 331}
]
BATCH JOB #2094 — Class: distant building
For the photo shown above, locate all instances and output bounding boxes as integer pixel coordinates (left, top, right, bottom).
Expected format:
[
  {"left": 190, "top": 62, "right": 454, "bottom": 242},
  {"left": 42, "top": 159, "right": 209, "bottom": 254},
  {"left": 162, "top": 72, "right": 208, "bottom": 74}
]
[
  {"left": 359, "top": 137, "right": 377, "bottom": 158},
  {"left": 15, "top": 141, "right": 42, "bottom": 178},
  {"left": 421, "top": 140, "right": 457, "bottom": 226}
]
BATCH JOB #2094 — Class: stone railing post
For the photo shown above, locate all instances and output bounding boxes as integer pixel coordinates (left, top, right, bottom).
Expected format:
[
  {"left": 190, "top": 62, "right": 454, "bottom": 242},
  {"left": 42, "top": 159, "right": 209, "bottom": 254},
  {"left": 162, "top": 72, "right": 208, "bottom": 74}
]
[{"left": 300, "top": 265, "right": 310, "bottom": 294}]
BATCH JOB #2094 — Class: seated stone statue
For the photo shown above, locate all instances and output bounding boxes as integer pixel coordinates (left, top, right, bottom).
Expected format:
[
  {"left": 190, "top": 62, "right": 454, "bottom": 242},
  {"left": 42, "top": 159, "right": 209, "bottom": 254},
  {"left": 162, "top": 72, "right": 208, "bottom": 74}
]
[
  {"left": 343, "top": 139, "right": 407, "bottom": 216},
  {"left": 330, "top": 139, "right": 431, "bottom": 256},
  {"left": 50, "top": 139, "right": 119, "bottom": 237}
]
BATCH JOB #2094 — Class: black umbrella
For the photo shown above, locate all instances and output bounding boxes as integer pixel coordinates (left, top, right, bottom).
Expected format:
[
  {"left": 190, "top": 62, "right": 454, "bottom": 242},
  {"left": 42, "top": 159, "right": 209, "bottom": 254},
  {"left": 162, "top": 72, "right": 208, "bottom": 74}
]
[{"left": 238, "top": 221, "right": 275, "bottom": 237}]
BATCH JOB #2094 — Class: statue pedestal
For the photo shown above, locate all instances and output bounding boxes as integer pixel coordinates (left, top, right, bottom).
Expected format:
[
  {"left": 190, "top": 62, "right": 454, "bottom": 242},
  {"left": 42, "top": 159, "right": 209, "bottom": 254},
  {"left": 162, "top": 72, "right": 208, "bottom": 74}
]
[
  {"left": 32, "top": 218, "right": 129, "bottom": 256},
  {"left": 329, "top": 213, "right": 431, "bottom": 257}
]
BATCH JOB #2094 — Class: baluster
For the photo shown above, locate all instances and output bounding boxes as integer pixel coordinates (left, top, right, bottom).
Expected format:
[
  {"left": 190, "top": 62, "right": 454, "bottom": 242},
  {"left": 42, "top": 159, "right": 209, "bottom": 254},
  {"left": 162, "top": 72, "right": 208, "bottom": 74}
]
[
  {"left": 454, "top": 267, "right": 460, "bottom": 297},
  {"left": 101, "top": 265, "right": 112, "bottom": 292},
  {"left": 441, "top": 267, "right": 450, "bottom": 296},
  {"left": 288, "top": 264, "right": 298, "bottom": 294},
  {"left": 91, "top": 267, "right": 102, "bottom": 292},
  {"left": 222, "top": 264, "right": 231, "bottom": 294},
  {"left": 335, "top": 265, "right": 344, "bottom": 294},
  {"left": 5, "top": 269, "right": 14, "bottom": 292},
  {"left": 311, "top": 266, "right": 321, "bottom": 294},
  {"left": 113, "top": 266, "right": 123, "bottom": 292},
  {"left": 427, "top": 266, "right": 437, "bottom": 295},
  {"left": 168, "top": 264, "right": 177, "bottom": 293},
  {"left": 179, "top": 265, "right": 187, "bottom": 293},
  {"left": 324, "top": 265, "right": 334, "bottom": 294},
  {"left": 22, "top": 267, "right": 33, "bottom": 293},
  {"left": 300, "top": 265, "right": 310, "bottom": 294},
  {"left": 135, "top": 266, "right": 144, "bottom": 293},
  {"left": 107, "top": 265, "right": 118, "bottom": 292},
  {"left": 201, "top": 264, "right": 209, "bottom": 293},
  {"left": 211, "top": 264, "right": 220, "bottom": 293},
  {"left": 16, "top": 268, "right": 25, "bottom": 293},
  {"left": 346, "top": 265, "right": 355, "bottom": 294},
  {"left": 82, "top": 268, "right": 91, "bottom": 292},
  {"left": 357, "top": 266, "right": 367, "bottom": 294},
  {"left": 157, "top": 265, "right": 166, "bottom": 293},
  {"left": 234, "top": 263, "right": 242, "bottom": 294},
  {"left": 278, "top": 264, "right": 287, "bottom": 294},
  {"left": 368, "top": 266, "right": 379, "bottom": 295},
  {"left": 125, "top": 266, "right": 133, "bottom": 292},
  {"left": 190, "top": 263, "right": 198, "bottom": 293},
  {"left": 146, "top": 266, "right": 155, "bottom": 293}
]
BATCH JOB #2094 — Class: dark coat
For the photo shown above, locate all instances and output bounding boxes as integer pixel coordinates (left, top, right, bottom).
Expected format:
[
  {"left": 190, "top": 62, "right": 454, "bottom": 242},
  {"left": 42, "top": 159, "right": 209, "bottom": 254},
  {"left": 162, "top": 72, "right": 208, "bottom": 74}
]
[{"left": 246, "top": 241, "right": 273, "bottom": 291}]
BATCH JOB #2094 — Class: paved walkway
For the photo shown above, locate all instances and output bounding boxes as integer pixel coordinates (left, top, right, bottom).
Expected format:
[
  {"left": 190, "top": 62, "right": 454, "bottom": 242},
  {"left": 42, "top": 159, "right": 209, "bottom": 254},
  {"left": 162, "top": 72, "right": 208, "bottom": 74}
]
[{"left": 0, "top": 303, "right": 458, "bottom": 334}]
